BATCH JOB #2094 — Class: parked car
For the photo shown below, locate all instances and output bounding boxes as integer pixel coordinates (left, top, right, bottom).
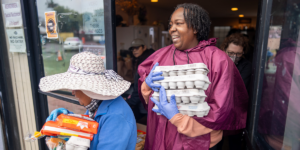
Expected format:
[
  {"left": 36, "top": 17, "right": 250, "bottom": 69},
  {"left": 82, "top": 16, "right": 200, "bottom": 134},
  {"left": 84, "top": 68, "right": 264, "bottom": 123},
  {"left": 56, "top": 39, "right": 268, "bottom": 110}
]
[{"left": 63, "top": 37, "right": 82, "bottom": 51}]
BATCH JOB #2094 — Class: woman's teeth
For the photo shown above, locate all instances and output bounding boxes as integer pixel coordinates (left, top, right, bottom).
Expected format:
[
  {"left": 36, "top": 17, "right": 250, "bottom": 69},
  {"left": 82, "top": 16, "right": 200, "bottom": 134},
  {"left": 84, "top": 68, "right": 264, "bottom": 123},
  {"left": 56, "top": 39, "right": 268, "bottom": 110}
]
[{"left": 172, "top": 36, "right": 179, "bottom": 42}]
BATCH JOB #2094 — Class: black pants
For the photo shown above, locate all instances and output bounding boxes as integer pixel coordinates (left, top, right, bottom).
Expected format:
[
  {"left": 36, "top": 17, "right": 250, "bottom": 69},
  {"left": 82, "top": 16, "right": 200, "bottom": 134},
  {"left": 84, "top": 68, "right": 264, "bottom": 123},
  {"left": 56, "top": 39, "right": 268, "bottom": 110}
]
[
  {"left": 209, "top": 138, "right": 223, "bottom": 150},
  {"left": 228, "top": 133, "right": 243, "bottom": 150}
]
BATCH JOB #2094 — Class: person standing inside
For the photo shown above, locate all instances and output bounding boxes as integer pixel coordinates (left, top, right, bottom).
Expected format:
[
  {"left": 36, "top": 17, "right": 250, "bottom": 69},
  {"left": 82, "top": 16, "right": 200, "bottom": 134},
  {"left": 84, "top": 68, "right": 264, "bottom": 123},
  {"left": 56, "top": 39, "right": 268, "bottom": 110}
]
[
  {"left": 220, "top": 33, "right": 252, "bottom": 149},
  {"left": 126, "top": 39, "right": 154, "bottom": 124},
  {"left": 221, "top": 33, "right": 252, "bottom": 92}
]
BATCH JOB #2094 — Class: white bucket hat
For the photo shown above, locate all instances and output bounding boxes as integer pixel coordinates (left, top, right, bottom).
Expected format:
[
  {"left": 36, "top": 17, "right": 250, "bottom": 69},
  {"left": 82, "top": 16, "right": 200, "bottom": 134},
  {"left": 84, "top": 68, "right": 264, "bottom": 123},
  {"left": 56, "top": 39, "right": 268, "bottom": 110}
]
[{"left": 39, "top": 51, "right": 131, "bottom": 100}]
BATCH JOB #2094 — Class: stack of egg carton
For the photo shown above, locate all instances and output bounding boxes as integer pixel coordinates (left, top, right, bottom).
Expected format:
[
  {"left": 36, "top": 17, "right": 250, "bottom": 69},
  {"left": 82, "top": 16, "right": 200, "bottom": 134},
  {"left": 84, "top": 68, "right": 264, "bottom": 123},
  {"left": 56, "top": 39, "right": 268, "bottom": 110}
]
[{"left": 152, "top": 63, "right": 211, "bottom": 117}]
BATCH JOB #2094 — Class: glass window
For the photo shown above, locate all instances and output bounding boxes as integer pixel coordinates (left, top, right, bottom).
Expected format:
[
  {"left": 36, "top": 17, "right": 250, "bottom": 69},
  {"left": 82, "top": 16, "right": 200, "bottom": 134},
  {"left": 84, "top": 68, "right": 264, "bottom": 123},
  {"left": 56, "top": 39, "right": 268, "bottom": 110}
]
[
  {"left": 47, "top": 96, "right": 86, "bottom": 114},
  {"left": 37, "top": 0, "right": 106, "bottom": 76},
  {"left": 36, "top": 0, "right": 106, "bottom": 112},
  {"left": 257, "top": 0, "right": 300, "bottom": 149}
]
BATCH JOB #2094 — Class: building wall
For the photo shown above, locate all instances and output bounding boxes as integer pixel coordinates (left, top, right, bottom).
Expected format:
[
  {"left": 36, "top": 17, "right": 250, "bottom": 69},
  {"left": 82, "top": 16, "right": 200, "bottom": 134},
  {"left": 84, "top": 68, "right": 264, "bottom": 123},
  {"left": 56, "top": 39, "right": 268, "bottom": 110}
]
[{"left": 1, "top": 0, "right": 39, "bottom": 149}]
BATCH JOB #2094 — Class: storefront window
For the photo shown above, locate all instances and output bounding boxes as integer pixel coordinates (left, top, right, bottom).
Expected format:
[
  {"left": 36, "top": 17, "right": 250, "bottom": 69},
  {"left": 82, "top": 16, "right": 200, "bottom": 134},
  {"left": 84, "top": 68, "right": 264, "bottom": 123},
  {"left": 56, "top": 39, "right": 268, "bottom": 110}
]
[
  {"left": 36, "top": 0, "right": 106, "bottom": 112},
  {"left": 257, "top": 0, "right": 300, "bottom": 149}
]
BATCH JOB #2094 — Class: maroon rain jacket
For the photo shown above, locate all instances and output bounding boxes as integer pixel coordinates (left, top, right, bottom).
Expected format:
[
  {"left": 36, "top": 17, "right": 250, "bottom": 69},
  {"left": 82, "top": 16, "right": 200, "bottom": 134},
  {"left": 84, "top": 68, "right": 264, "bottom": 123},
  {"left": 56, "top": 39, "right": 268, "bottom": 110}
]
[{"left": 138, "top": 38, "right": 248, "bottom": 150}]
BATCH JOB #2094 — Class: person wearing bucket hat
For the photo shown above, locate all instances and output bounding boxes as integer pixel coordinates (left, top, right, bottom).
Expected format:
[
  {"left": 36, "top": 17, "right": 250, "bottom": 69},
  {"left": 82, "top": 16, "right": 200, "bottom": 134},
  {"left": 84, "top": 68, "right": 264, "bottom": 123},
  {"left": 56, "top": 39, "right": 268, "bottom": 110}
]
[
  {"left": 40, "top": 51, "right": 137, "bottom": 150},
  {"left": 137, "top": 3, "right": 248, "bottom": 150}
]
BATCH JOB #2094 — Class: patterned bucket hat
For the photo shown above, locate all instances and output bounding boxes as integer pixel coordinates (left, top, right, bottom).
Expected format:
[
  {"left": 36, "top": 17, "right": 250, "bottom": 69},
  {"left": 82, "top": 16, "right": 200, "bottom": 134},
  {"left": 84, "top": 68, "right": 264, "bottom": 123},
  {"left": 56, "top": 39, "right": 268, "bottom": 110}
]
[{"left": 39, "top": 51, "right": 131, "bottom": 100}]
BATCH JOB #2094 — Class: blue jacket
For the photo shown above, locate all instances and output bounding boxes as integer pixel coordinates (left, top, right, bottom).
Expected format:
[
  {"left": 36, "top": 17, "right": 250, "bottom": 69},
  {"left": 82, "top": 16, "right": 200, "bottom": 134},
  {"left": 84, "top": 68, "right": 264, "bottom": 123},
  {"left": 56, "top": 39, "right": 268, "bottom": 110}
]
[{"left": 85, "top": 96, "right": 137, "bottom": 150}]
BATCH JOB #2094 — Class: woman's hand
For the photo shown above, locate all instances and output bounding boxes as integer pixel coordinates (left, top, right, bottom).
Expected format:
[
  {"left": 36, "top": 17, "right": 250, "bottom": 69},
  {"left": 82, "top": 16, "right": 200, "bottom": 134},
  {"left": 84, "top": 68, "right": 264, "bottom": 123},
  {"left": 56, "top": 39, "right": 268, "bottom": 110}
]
[
  {"left": 151, "top": 86, "right": 179, "bottom": 120},
  {"left": 46, "top": 108, "right": 73, "bottom": 122},
  {"left": 145, "top": 62, "right": 164, "bottom": 92}
]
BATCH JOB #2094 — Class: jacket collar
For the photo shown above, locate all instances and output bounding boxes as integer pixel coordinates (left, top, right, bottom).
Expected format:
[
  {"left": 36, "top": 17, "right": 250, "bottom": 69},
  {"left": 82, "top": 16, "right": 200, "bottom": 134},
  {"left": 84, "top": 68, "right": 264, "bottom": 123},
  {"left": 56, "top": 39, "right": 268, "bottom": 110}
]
[
  {"left": 171, "top": 38, "right": 217, "bottom": 52},
  {"left": 94, "top": 96, "right": 121, "bottom": 118}
]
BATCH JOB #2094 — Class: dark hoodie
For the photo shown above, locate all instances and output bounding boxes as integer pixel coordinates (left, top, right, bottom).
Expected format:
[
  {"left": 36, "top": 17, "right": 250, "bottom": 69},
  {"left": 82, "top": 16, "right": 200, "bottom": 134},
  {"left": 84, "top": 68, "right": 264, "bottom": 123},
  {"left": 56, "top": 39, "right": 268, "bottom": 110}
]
[{"left": 127, "top": 49, "right": 155, "bottom": 115}]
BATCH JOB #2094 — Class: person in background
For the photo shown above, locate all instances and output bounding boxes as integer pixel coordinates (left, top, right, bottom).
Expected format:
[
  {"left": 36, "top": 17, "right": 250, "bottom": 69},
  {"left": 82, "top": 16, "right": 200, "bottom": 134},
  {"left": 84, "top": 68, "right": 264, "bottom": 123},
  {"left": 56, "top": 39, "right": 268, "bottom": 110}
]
[
  {"left": 126, "top": 39, "right": 154, "bottom": 124},
  {"left": 130, "top": 39, "right": 155, "bottom": 76},
  {"left": 220, "top": 33, "right": 252, "bottom": 150},
  {"left": 117, "top": 53, "right": 133, "bottom": 83},
  {"left": 221, "top": 33, "right": 252, "bottom": 91},
  {"left": 226, "top": 29, "right": 255, "bottom": 62}
]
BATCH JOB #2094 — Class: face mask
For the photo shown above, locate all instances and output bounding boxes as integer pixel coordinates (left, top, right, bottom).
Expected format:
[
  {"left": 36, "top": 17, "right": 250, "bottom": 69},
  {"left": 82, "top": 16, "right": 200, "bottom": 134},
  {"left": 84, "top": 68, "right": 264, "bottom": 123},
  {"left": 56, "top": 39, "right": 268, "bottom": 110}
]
[
  {"left": 229, "top": 56, "right": 241, "bottom": 64},
  {"left": 229, "top": 56, "right": 236, "bottom": 63}
]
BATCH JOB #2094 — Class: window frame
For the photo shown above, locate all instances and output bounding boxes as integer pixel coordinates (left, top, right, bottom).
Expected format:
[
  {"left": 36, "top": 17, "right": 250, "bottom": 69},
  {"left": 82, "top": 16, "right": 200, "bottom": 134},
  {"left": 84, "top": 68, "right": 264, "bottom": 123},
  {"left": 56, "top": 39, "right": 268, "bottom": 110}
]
[
  {"left": 19, "top": 0, "right": 117, "bottom": 149},
  {"left": 244, "top": 0, "right": 274, "bottom": 149}
]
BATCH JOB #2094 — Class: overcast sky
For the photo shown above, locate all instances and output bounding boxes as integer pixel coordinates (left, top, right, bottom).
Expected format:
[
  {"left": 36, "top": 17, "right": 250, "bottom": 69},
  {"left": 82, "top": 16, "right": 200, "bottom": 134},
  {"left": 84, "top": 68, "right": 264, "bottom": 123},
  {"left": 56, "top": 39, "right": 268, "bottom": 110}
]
[{"left": 37, "top": 0, "right": 104, "bottom": 19}]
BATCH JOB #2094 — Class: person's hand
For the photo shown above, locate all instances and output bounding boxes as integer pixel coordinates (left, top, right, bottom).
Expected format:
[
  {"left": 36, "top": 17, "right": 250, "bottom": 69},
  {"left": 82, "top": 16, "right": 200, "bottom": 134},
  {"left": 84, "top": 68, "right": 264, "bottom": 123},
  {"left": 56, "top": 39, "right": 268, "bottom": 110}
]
[
  {"left": 151, "top": 86, "right": 179, "bottom": 120},
  {"left": 46, "top": 108, "right": 73, "bottom": 122},
  {"left": 145, "top": 62, "right": 164, "bottom": 92}
]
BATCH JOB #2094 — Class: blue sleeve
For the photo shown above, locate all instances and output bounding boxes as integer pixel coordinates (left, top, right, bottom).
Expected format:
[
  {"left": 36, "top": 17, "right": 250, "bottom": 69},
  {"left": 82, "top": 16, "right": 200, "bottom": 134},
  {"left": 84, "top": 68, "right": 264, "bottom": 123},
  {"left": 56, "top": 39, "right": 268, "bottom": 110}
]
[{"left": 97, "top": 114, "right": 134, "bottom": 150}]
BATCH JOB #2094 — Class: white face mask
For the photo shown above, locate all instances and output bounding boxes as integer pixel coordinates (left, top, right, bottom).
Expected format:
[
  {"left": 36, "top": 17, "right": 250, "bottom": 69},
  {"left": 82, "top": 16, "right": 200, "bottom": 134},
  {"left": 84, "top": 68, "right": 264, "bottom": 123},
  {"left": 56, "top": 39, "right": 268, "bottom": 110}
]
[
  {"left": 229, "top": 56, "right": 241, "bottom": 64},
  {"left": 229, "top": 55, "right": 236, "bottom": 62}
]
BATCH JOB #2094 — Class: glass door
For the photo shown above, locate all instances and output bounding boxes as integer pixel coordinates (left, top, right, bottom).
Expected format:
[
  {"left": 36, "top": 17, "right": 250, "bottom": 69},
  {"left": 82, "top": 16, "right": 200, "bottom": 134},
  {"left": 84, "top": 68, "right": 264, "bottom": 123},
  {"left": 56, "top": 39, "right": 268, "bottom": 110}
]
[
  {"left": 35, "top": 0, "right": 114, "bottom": 114},
  {"left": 247, "top": 0, "right": 300, "bottom": 149},
  {"left": 256, "top": 0, "right": 300, "bottom": 149}
]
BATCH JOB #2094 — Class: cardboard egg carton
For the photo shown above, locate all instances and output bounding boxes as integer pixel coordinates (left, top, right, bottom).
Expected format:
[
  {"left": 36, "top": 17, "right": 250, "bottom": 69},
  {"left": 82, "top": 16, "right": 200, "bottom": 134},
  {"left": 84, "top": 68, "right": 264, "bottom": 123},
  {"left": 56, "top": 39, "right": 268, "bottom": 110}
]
[
  {"left": 153, "top": 102, "right": 210, "bottom": 117},
  {"left": 152, "top": 89, "right": 207, "bottom": 104},
  {"left": 154, "top": 63, "right": 209, "bottom": 73},
  {"left": 177, "top": 102, "right": 210, "bottom": 117},
  {"left": 154, "top": 74, "right": 211, "bottom": 90}
]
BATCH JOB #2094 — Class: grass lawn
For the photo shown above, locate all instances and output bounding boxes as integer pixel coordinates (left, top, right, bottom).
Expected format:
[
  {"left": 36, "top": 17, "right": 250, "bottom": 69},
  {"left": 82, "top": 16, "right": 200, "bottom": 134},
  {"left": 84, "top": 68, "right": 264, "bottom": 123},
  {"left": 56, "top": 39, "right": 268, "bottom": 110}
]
[{"left": 42, "top": 43, "right": 79, "bottom": 76}]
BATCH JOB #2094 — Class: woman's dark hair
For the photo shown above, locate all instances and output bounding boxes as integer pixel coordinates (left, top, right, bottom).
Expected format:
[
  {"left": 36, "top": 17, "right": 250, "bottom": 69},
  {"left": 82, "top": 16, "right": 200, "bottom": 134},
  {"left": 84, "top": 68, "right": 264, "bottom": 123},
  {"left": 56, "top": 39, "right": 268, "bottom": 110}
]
[
  {"left": 172, "top": 3, "right": 211, "bottom": 42},
  {"left": 221, "top": 33, "right": 249, "bottom": 54}
]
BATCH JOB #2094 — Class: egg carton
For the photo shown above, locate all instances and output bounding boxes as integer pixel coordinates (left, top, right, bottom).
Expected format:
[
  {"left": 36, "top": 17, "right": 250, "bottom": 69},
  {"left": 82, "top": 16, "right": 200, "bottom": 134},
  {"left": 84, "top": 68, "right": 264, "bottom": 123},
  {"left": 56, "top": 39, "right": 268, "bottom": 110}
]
[
  {"left": 159, "top": 68, "right": 209, "bottom": 77},
  {"left": 154, "top": 74, "right": 211, "bottom": 90},
  {"left": 153, "top": 102, "right": 210, "bottom": 117},
  {"left": 152, "top": 89, "right": 207, "bottom": 104},
  {"left": 154, "top": 63, "right": 209, "bottom": 73},
  {"left": 178, "top": 102, "right": 210, "bottom": 117}
]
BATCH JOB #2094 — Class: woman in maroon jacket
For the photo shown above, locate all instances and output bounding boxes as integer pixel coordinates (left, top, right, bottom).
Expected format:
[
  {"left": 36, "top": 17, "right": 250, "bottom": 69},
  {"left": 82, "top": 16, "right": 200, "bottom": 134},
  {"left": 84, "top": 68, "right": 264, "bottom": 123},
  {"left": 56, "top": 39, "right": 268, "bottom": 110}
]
[{"left": 137, "top": 3, "right": 248, "bottom": 150}]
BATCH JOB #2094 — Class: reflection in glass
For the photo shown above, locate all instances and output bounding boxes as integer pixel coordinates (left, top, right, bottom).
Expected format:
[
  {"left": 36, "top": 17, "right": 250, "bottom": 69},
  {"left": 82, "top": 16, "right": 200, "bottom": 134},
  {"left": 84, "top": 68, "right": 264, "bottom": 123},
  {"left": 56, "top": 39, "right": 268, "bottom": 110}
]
[
  {"left": 36, "top": 0, "right": 106, "bottom": 112},
  {"left": 257, "top": 0, "right": 300, "bottom": 149},
  {"left": 37, "top": 0, "right": 106, "bottom": 76},
  {"left": 47, "top": 96, "right": 86, "bottom": 114}
]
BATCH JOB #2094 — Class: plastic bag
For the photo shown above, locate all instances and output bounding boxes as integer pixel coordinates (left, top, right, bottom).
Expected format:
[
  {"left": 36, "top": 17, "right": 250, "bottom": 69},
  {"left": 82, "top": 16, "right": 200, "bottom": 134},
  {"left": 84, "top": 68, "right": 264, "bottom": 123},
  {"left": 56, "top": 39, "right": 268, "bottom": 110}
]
[
  {"left": 41, "top": 121, "right": 94, "bottom": 140},
  {"left": 46, "top": 137, "right": 66, "bottom": 150},
  {"left": 56, "top": 114, "right": 98, "bottom": 134},
  {"left": 24, "top": 131, "right": 45, "bottom": 142},
  {"left": 135, "top": 130, "right": 146, "bottom": 150}
]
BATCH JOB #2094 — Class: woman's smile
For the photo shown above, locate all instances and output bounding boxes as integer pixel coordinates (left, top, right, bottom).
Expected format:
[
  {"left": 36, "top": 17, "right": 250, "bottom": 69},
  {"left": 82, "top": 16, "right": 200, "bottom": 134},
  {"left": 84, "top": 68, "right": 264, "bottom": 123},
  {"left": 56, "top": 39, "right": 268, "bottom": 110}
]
[
  {"left": 172, "top": 35, "right": 180, "bottom": 43},
  {"left": 169, "top": 7, "right": 199, "bottom": 50}
]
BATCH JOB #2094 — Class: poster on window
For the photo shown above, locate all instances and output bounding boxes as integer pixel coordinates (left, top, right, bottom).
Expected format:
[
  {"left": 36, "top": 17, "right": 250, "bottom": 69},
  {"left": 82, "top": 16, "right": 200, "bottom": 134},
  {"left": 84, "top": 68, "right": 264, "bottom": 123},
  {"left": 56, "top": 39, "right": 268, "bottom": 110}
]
[
  {"left": 6, "top": 29, "right": 26, "bottom": 53},
  {"left": 2, "top": 2, "right": 23, "bottom": 27},
  {"left": 45, "top": 11, "right": 58, "bottom": 39},
  {"left": 82, "top": 1, "right": 105, "bottom": 35}
]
